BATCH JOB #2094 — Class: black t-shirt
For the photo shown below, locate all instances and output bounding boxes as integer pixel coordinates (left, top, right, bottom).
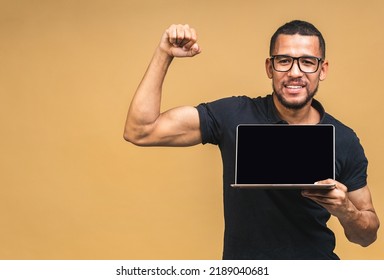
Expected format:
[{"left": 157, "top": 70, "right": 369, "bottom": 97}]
[{"left": 196, "top": 94, "right": 368, "bottom": 260}]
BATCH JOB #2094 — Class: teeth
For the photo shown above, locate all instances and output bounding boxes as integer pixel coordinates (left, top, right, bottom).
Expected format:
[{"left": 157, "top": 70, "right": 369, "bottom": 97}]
[{"left": 286, "top": 85, "right": 303, "bottom": 89}]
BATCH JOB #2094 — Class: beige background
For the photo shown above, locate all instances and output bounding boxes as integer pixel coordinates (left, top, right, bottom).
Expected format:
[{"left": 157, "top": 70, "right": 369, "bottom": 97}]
[{"left": 0, "top": 0, "right": 383, "bottom": 259}]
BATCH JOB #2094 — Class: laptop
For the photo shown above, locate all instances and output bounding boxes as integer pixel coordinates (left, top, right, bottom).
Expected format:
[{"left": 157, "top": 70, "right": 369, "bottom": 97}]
[{"left": 231, "top": 124, "right": 336, "bottom": 190}]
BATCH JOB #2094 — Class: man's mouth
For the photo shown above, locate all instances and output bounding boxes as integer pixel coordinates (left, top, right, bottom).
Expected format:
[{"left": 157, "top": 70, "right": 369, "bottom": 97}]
[
  {"left": 282, "top": 84, "right": 306, "bottom": 96},
  {"left": 284, "top": 79, "right": 306, "bottom": 90},
  {"left": 285, "top": 85, "right": 304, "bottom": 89}
]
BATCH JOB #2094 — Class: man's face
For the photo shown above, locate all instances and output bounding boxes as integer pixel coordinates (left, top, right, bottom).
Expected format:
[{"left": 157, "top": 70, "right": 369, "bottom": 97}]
[{"left": 266, "top": 34, "right": 328, "bottom": 110}]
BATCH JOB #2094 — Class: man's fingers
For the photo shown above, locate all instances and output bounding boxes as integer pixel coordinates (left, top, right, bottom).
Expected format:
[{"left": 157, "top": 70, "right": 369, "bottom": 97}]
[
  {"left": 168, "top": 24, "right": 196, "bottom": 46},
  {"left": 181, "top": 27, "right": 197, "bottom": 49},
  {"left": 176, "top": 24, "right": 187, "bottom": 46}
]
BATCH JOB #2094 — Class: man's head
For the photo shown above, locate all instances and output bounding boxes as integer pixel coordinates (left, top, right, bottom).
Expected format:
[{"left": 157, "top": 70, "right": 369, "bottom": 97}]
[{"left": 266, "top": 20, "right": 328, "bottom": 111}]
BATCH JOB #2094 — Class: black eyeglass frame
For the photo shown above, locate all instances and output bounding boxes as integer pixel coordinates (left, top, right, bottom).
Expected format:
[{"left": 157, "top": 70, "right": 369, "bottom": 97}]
[{"left": 270, "top": 55, "right": 324, "bottom": 73}]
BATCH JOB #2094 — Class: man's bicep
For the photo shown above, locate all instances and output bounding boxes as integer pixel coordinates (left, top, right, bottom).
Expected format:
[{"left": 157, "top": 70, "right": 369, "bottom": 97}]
[{"left": 143, "top": 106, "right": 202, "bottom": 146}]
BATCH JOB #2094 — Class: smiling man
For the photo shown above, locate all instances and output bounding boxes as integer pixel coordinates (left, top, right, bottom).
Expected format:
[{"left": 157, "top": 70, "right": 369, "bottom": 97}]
[{"left": 124, "top": 20, "right": 380, "bottom": 259}]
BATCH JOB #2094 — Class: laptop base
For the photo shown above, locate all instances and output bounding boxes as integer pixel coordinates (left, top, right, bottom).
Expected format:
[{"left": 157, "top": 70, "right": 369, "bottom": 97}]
[{"left": 230, "top": 184, "right": 336, "bottom": 190}]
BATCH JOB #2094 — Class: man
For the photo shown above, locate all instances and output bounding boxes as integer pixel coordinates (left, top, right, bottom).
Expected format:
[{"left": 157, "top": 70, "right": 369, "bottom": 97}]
[{"left": 124, "top": 20, "right": 379, "bottom": 259}]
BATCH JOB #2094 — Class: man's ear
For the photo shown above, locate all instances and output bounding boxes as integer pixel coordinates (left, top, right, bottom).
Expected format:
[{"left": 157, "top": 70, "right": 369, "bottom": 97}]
[
  {"left": 319, "top": 59, "right": 329, "bottom": 81},
  {"left": 265, "top": 58, "right": 273, "bottom": 79}
]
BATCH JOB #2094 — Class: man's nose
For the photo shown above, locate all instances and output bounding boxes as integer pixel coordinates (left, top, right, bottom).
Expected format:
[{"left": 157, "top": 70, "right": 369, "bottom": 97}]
[{"left": 288, "top": 60, "right": 303, "bottom": 77}]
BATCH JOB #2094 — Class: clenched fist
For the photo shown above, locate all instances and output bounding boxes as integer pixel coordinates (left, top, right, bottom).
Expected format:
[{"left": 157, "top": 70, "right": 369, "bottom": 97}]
[{"left": 159, "top": 24, "right": 201, "bottom": 58}]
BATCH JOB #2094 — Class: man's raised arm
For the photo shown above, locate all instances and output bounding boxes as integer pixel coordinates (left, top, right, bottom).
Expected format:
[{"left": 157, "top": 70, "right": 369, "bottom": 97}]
[{"left": 124, "top": 24, "right": 202, "bottom": 147}]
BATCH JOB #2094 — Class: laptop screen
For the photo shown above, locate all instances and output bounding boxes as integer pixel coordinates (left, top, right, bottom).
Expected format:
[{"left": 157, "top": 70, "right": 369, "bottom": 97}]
[{"left": 234, "top": 124, "right": 335, "bottom": 185}]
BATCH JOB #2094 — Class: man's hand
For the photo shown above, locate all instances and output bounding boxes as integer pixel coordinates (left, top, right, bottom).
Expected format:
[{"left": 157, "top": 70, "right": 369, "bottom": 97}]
[
  {"left": 301, "top": 179, "right": 349, "bottom": 217},
  {"left": 159, "top": 24, "right": 201, "bottom": 58}
]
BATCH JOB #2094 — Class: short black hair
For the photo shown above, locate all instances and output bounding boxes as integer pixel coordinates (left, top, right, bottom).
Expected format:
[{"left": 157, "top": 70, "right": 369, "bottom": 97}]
[{"left": 269, "top": 20, "right": 326, "bottom": 59}]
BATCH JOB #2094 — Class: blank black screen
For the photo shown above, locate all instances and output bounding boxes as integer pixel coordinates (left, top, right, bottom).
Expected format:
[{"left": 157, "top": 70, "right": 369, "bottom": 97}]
[{"left": 235, "top": 125, "right": 335, "bottom": 184}]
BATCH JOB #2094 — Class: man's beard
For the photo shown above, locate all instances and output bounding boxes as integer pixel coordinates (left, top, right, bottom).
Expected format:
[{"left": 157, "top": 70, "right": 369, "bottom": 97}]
[{"left": 273, "top": 83, "right": 319, "bottom": 110}]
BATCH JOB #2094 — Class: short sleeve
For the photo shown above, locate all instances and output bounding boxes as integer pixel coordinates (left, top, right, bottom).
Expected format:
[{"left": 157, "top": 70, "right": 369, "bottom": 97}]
[
  {"left": 196, "top": 97, "right": 246, "bottom": 145},
  {"left": 337, "top": 133, "right": 368, "bottom": 192}
]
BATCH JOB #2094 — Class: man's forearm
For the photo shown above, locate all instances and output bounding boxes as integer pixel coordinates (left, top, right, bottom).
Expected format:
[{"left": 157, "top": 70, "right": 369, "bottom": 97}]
[
  {"left": 124, "top": 48, "right": 173, "bottom": 142},
  {"left": 338, "top": 206, "right": 379, "bottom": 247},
  {"left": 302, "top": 181, "right": 380, "bottom": 247}
]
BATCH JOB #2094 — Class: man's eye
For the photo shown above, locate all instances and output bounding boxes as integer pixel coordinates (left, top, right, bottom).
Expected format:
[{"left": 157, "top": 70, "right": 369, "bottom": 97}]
[
  {"left": 301, "top": 58, "right": 316, "bottom": 65},
  {"left": 277, "top": 59, "right": 291, "bottom": 64}
]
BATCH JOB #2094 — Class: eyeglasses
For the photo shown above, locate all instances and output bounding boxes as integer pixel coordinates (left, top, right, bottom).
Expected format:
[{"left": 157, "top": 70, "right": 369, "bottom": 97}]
[{"left": 270, "top": 55, "right": 324, "bottom": 73}]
